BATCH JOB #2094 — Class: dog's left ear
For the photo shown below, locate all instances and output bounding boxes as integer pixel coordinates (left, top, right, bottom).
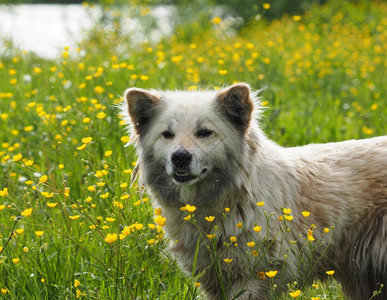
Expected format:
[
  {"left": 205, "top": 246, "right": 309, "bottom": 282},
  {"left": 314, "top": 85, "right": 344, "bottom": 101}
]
[
  {"left": 216, "top": 83, "right": 254, "bottom": 133},
  {"left": 125, "top": 88, "right": 160, "bottom": 136}
]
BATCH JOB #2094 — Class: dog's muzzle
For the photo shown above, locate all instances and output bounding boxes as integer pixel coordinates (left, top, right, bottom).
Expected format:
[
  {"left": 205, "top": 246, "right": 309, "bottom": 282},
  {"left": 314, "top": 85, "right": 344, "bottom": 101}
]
[{"left": 171, "top": 149, "right": 197, "bottom": 183}]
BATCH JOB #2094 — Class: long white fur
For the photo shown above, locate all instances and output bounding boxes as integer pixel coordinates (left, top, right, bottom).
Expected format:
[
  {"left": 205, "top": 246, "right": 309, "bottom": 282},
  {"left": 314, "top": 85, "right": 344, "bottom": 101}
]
[{"left": 121, "top": 83, "right": 387, "bottom": 300}]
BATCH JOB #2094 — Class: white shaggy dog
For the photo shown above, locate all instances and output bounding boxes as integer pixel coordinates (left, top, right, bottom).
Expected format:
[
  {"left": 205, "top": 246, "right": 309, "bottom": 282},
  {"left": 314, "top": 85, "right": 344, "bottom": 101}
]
[{"left": 122, "top": 83, "right": 386, "bottom": 300}]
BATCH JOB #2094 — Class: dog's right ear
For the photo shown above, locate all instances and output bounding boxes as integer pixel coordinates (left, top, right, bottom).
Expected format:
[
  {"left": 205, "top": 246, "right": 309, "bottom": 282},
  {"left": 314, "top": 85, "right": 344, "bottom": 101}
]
[
  {"left": 216, "top": 83, "right": 254, "bottom": 134},
  {"left": 125, "top": 88, "right": 160, "bottom": 136}
]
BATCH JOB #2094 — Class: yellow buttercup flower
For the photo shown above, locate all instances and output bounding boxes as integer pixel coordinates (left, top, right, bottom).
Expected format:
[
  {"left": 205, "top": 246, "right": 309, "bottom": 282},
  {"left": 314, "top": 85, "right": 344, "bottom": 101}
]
[
  {"left": 154, "top": 215, "right": 166, "bottom": 226},
  {"left": 289, "top": 290, "right": 301, "bottom": 298},
  {"left": 12, "top": 153, "right": 23, "bottom": 162},
  {"left": 246, "top": 241, "right": 255, "bottom": 248},
  {"left": 105, "top": 233, "right": 118, "bottom": 243},
  {"left": 223, "top": 258, "right": 233, "bottom": 264},
  {"left": 256, "top": 201, "right": 264, "bottom": 207},
  {"left": 21, "top": 208, "right": 33, "bottom": 217},
  {"left": 12, "top": 258, "right": 20, "bottom": 264},
  {"left": 283, "top": 208, "right": 292, "bottom": 215},
  {"left": 212, "top": 17, "right": 222, "bottom": 24},
  {"left": 180, "top": 204, "right": 196, "bottom": 213},
  {"left": 265, "top": 270, "right": 278, "bottom": 278},
  {"left": 35, "top": 231, "right": 44, "bottom": 237},
  {"left": 120, "top": 136, "right": 130, "bottom": 143},
  {"left": 205, "top": 216, "right": 215, "bottom": 222},
  {"left": 284, "top": 215, "right": 294, "bottom": 221},
  {"left": 82, "top": 137, "right": 92, "bottom": 144},
  {"left": 39, "top": 175, "right": 48, "bottom": 184},
  {"left": 253, "top": 226, "right": 262, "bottom": 232},
  {"left": 326, "top": 270, "right": 335, "bottom": 276},
  {"left": 74, "top": 279, "right": 80, "bottom": 287},
  {"left": 302, "top": 211, "right": 310, "bottom": 218}
]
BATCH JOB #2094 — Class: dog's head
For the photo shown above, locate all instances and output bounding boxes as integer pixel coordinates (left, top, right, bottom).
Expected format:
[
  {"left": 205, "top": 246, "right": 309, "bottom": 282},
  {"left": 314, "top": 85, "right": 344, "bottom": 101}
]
[{"left": 122, "top": 83, "right": 260, "bottom": 202}]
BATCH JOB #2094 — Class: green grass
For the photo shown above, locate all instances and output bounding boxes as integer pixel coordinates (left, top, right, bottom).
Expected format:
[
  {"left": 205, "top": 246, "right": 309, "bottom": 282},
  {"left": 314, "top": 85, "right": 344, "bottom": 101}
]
[{"left": 0, "top": 0, "right": 386, "bottom": 298}]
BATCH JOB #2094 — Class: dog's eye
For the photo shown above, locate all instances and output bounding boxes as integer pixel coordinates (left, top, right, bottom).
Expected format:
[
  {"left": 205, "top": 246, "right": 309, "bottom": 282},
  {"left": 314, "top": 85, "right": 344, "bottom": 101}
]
[
  {"left": 196, "top": 129, "right": 213, "bottom": 138},
  {"left": 161, "top": 130, "right": 174, "bottom": 139}
]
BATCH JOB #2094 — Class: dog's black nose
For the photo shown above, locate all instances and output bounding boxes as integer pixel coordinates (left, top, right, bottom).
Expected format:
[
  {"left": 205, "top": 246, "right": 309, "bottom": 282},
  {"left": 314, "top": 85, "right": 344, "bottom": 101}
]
[{"left": 171, "top": 149, "right": 192, "bottom": 167}]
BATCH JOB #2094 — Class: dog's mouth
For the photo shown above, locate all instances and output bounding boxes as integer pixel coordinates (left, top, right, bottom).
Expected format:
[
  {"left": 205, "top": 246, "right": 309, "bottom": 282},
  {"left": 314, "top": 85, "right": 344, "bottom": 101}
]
[{"left": 173, "top": 168, "right": 208, "bottom": 184}]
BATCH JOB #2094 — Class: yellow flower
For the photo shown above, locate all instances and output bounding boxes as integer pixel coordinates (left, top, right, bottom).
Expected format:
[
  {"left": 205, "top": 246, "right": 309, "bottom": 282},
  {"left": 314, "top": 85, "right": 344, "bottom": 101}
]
[
  {"left": 0, "top": 187, "right": 8, "bottom": 197},
  {"left": 25, "top": 160, "right": 34, "bottom": 166},
  {"left": 246, "top": 241, "right": 255, "bottom": 248},
  {"left": 184, "top": 215, "right": 191, "bottom": 221},
  {"left": 105, "top": 233, "right": 118, "bottom": 243},
  {"left": 302, "top": 211, "right": 310, "bottom": 218},
  {"left": 265, "top": 270, "right": 278, "bottom": 278},
  {"left": 104, "top": 150, "right": 112, "bottom": 157},
  {"left": 147, "top": 239, "right": 155, "bottom": 245},
  {"left": 324, "top": 227, "right": 330, "bottom": 233},
  {"left": 94, "top": 86, "right": 104, "bottom": 94},
  {"left": 224, "top": 207, "right": 230, "bottom": 212},
  {"left": 307, "top": 229, "right": 315, "bottom": 242},
  {"left": 180, "top": 204, "right": 196, "bottom": 213},
  {"left": 39, "top": 175, "right": 48, "bottom": 184},
  {"left": 230, "top": 236, "right": 237, "bottom": 243},
  {"left": 223, "top": 258, "right": 233, "bottom": 263},
  {"left": 205, "top": 216, "right": 215, "bottom": 222},
  {"left": 35, "top": 231, "right": 44, "bottom": 237},
  {"left": 46, "top": 202, "right": 58, "bottom": 208},
  {"left": 257, "top": 271, "right": 266, "bottom": 279},
  {"left": 283, "top": 208, "right": 292, "bottom": 215},
  {"left": 69, "top": 215, "right": 80, "bottom": 220},
  {"left": 212, "top": 17, "right": 222, "bottom": 24},
  {"left": 82, "top": 117, "right": 91, "bottom": 123},
  {"left": 326, "top": 270, "right": 335, "bottom": 276},
  {"left": 194, "top": 282, "right": 201, "bottom": 288},
  {"left": 97, "top": 112, "right": 106, "bottom": 119},
  {"left": 23, "top": 247, "right": 29, "bottom": 252},
  {"left": 87, "top": 186, "right": 96, "bottom": 192},
  {"left": 41, "top": 192, "right": 54, "bottom": 198},
  {"left": 289, "top": 290, "right": 301, "bottom": 298},
  {"left": 1, "top": 288, "right": 8, "bottom": 294},
  {"left": 218, "top": 69, "right": 228, "bottom": 75},
  {"left": 207, "top": 234, "right": 216, "bottom": 239},
  {"left": 74, "top": 279, "right": 80, "bottom": 287},
  {"left": 12, "top": 153, "right": 23, "bottom": 162},
  {"left": 292, "top": 15, "right": 302, "bottom": 21},
  {"left": 263, "top": 3, "right": 271, "bottom": 10},
  {"left": 12, "top": 258, "right": 20, "bottom": 264},
  {"left": 253, "top": 226, "right": 262, "bottom": 232},
  {"left": 284, "top": 215, "right": 294, "bottom": 221},
  {"left": 256, "top": 201, "right": 264, "bottom": 207},
  {"left": 21, "top": 208, "right": 33, "bottom": 217},
  {"left": 82, "top": 137, "right": 92, "bottom": 144},
  {"left": 0, "top": 205, "right": 5, "bottom": 210},
  {"left": 311, "top": 297, "right": 320, "bottom": 300},
  {"left": 134, "top": 223, "right": 143, "bottom": 230},
  {"left": 120, "top": 136, "right": 130, "bottom": 143},
  {"left": 236, "top": 222, "right": 243, "bottom": 228},
  {"left": 154, "top": 215, "right": 166, "bottom": 226}
]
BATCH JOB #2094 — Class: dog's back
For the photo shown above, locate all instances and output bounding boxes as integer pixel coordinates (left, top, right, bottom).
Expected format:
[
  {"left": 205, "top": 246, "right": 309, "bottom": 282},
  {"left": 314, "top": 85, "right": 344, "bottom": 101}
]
[{"left": 287, "top": 136, "right": 387, "bottom": 299}]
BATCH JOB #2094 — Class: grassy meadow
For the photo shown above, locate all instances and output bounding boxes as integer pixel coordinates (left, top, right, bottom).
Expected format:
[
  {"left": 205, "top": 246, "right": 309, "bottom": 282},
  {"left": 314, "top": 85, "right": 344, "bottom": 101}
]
[{"left": 0, "top": 0, "right": 386, "bottom": 298}]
